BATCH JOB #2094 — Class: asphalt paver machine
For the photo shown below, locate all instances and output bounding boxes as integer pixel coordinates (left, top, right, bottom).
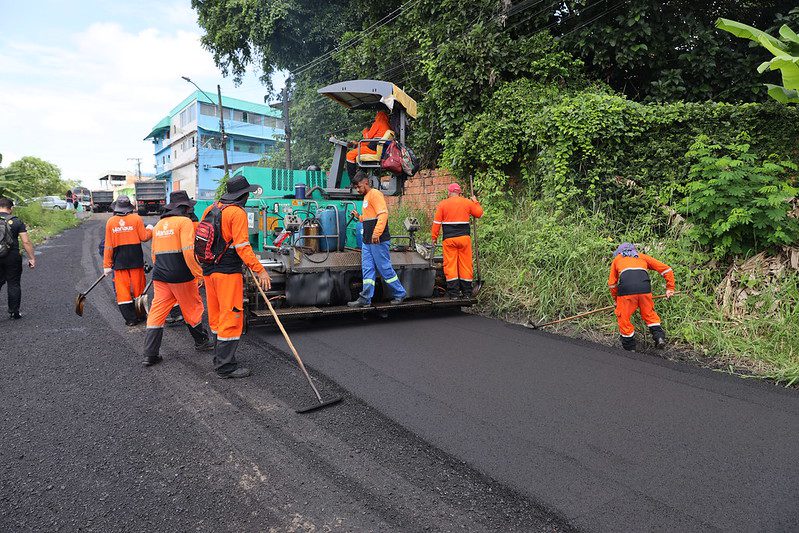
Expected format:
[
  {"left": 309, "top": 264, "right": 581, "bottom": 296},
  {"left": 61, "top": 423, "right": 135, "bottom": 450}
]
[{"left": 195, "top": 80, "right": 476, "bottom": 328}]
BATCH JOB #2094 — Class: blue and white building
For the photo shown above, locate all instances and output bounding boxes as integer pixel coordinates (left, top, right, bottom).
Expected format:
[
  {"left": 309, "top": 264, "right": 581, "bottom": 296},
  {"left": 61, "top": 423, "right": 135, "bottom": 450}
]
[{"left": 144, "top": 91, "right": 284, "bottom": 199}]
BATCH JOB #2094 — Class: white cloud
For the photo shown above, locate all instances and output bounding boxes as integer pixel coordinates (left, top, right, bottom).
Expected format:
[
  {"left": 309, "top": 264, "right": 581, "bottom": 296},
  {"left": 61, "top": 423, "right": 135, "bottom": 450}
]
[{"left": 0, "top": 18, "right": 272, "bottom": 189}]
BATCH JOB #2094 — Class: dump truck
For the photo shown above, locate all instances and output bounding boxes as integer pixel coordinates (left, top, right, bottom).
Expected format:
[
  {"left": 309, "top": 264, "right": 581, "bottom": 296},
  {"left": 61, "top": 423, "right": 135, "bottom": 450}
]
[
  {"left": 194, "top": 79, "right": 476, "bottom": 330},
  {"left": 91, "top": 190, "right": 114, "bottom": 213},
  {"left": 134, "top": 181, "right": 167, "bottom": 215}
]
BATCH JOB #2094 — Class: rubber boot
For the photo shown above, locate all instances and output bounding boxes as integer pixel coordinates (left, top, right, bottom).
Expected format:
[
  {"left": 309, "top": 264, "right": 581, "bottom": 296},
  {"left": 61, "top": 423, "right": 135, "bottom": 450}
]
[
  {"left": 119, "top": 302, "right": 139, "bottom": 326},
  {"left": 346, "top": 161, "right": 358, "bottom": 179},
  {"left": 142, "top": 327, "right": 164, "bottom": 366},
  {"left": 187, "top": 323, "right": 214, "bottom": 351},
  {"left": 649, "top": 325, "right": 667, "bottom": 349},
  {"left": 446, "top": 280, "right": 461, "bottom": 299},
  {"left": 620, "top": 334, "right": 636, "bottom": 352},
  {"left": 460, "top": 280, "right": 473, "bottom": 298},
  {"left": 214, "top": 340, "right": 250, "bottom": 378}
]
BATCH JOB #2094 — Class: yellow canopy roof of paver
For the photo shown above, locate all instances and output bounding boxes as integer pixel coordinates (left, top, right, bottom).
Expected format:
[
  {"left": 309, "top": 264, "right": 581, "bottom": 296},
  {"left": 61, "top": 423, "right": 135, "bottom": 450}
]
[{"left": 318, "top": 80, "right": 417, "bottom": 119}]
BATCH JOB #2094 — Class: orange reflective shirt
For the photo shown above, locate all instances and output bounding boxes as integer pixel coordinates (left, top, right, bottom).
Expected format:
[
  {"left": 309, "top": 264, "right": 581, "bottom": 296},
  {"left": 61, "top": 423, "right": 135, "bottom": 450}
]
[
  {"left": 200, "top": 203, "right": 264, "bottom": 275},
  {"left": 150, "top": 215, "right": 203, "bottom": 283},
  {"left": 103, "top": 214, "right": 152, "bottom": 270},
  {"left": 358, "top": 188, "right": 390, "bottom": 242},
  {"left": 608, "top": 254, "right": 675, "bottom": 297},
  {"left": 431, "top": 196, "right": 483, "bottom": 241}
]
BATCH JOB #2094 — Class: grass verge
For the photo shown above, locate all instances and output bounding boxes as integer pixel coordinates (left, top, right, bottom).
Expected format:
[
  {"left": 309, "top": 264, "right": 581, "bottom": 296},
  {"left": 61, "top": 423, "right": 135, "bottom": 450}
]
[
  {"left": 394, "top": 197, "right": 799, "bottom": 386},
  {"left": 14, "top": 204, "right": 83, "bottom": 245}
]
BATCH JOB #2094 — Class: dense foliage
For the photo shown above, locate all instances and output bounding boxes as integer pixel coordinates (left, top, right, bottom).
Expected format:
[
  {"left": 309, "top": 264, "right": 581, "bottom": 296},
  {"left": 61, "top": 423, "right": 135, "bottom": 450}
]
[{"left": 0, "top": 156, "right": 72, "bottom": 202}]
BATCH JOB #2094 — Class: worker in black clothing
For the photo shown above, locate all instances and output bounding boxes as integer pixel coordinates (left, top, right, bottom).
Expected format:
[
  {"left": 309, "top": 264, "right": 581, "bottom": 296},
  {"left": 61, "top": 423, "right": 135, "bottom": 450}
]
[{"left": 0, "top": 197, "right": 36, "bottom": 319}]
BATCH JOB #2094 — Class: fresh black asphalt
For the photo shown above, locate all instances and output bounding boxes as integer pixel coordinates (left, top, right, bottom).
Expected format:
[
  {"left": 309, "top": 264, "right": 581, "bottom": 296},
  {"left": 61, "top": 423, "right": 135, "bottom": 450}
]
[
  {"left": 258, "top": 281, "right": 799, "bottom": 531},
  {"left": 2, "top": 216, "right": 798, "bottom": 531},
  {"left": 0, "top": 217, "right": 570, "bottom": 532}
]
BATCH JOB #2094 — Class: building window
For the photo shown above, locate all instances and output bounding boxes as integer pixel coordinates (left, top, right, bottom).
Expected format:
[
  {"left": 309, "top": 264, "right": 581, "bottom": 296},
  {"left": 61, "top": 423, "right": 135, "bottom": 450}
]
[
  {"left": 180, "top": 105, "right": 197, "bottom": 127},
  {"left": 275, "top": 119, "right": 284, "bottom": 130},
  {"left": 233, "top": 140, "right": 262, "bottom": 154},
  {"left": 200, "top": 102, "right": 217, "bottom": 117},
  {"left": 200, "top": 134, "right": 222, "bottom": 150},
  {"left": 232, "top": 109, "right": 245, "bottom": 122},
  {"left": 264, "top": 116, "right": 276, "bottom": 128},
  {"left": 191, "top": 135, "right": 196, "bottom": 147},
  {"left": 247, "top": 113, "right": 261, "bottom": 125}
]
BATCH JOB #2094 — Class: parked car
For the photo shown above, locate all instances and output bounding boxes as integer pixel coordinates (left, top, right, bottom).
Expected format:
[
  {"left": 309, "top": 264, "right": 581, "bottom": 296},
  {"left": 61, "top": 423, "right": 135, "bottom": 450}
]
[{"left": 35, "top": 196, "right": 70, "bottom": 210}]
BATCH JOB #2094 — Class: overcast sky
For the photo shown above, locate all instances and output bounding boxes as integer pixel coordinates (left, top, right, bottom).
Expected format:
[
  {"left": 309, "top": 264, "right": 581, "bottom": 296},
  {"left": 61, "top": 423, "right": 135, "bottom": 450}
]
[{"left": 0, "top": 1, "right": 284, "bottom": 189}]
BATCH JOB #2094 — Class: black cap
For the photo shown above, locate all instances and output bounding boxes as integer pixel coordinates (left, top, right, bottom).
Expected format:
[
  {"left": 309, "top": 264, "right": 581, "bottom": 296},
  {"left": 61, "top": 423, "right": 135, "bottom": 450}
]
[
  {"left": 163, "top": 190, "right": 197, "bottom": 211},
  {"left": 219, "top": 175, "right": 259, "bottom": 202},
  {"left": 113, "top": 195, "right": 134, "bottom": 214}
]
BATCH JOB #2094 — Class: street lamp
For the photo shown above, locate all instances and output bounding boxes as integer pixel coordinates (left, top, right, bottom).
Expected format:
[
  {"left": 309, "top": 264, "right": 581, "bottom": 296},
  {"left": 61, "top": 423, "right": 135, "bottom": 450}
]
[{"left": 181, "top": 76, "right": 229, "bottom": 176}]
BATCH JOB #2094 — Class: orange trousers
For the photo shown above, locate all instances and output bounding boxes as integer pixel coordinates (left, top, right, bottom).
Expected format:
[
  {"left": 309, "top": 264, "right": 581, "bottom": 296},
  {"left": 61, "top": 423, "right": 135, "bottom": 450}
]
[
  {"left": 347, "top": 145, "right": 377, "bottom": 163},
  {"left": 204, "top": 272, "right": 244, "bottom": 342},
  {"left": 113, "top": 268, "right": 145, "bottom": 304},
  {"left": 146, "top": 280, "right": 204, "bottom": 328},
  {"left": 442, "top": 236, "right": 473, "bottom": 282},
  {"left": 614, "top": 293, "right": 661, "bottom": 338}
]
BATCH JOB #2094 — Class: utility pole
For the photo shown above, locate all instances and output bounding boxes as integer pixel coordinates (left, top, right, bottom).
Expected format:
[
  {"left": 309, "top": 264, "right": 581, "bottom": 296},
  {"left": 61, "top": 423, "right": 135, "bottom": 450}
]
[
  {"left": 282, "top": 82, "right": 292, "bottom": 170},
  {"left": 217, "top": 84, "right": 230, "bottom": 176},
  {"left": 127, "top": 157, "right": 142, "bottom": 181}
]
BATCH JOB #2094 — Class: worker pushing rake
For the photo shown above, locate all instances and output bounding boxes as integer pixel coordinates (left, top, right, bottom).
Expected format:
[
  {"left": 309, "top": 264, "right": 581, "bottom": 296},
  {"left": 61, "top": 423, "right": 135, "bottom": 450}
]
[{"left": 529, "top": 242, "right": 677, "bottom": 352}]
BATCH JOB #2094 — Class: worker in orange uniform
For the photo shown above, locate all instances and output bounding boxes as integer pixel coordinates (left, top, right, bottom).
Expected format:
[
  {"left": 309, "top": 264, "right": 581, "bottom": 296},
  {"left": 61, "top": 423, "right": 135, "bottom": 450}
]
[
  {"left": 103, "top": 195, "right": 152, "bottom": 326},
  {"left": 348, "top": 171, "right": 406, "bottom": 307},
  {"left": 432, "top": 183, "right": 483, "bottom": 298},
  {"left": 142, "top": 191, "right": 213, "bottom": 367},
  {"left": 201, "top": 176, "right": 271, "bottom": 379},
  {"left": 346, "top": 111, "right": 391, "bottom": 178},
  {"left": 608, "top": 243, "right": 675, "bottom": 351}
]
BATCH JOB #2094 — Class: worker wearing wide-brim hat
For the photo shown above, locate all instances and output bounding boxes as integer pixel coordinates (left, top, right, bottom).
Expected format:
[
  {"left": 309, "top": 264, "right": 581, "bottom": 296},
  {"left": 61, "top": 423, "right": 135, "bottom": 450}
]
[
  {"left": 431, "top": 183, "right": 483, "bottom": 298},
  {"left": 608, "top": 243, "right": 675, "bottom": 351},
  {"left": 200, "top": 176, "right": 271, "bottom": 379},
  {"left": 103, "top": 195, "right": 152, "bottom": 326},
  {"left": 142, "top": 191, "right": 213, "bottom": 366}
]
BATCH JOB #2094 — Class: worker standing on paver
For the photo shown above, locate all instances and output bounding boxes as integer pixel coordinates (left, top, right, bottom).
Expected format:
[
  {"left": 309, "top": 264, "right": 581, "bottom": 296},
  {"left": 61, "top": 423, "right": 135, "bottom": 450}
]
[
  {"left": 103, "top": 195, "right": 152, "bottom": 326},
  {"left": 200, "top": 176, "right": 271, "bottom": 379},
  {"left": 431, "top": 183, "right": 483, "bottom": 298},
  {"left": 608, "top": 243, "right": 675, "bottom": 351},
  {"left": 142, "top": 191, "right": 213, "bottom": 367},
  {"left": 348, "top": 171, "right": 406, "bottom": 307}
]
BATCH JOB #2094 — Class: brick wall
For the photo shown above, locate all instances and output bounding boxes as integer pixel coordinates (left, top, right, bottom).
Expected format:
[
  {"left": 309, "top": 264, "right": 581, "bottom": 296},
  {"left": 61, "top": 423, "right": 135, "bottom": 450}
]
[{"left": 385, "top": 169, "right": 455, "bottom": 211}]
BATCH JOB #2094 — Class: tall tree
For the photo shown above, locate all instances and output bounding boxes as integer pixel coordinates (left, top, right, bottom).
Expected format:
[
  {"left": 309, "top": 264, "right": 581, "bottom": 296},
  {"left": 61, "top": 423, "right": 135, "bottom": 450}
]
[{"left": 0, "top": 157, "right": 66, "bottom": 200}]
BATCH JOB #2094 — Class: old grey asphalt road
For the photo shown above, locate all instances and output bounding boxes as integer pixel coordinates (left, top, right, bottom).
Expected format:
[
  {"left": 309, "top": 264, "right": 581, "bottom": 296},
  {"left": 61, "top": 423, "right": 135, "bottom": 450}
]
[{"left": 0, "top": 217, "right": 571, "bottom": 532}]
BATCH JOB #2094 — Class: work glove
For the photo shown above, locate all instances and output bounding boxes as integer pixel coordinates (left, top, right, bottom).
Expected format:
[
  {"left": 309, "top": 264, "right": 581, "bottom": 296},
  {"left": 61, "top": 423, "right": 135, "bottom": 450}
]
[
  {"left": 144, "top": 262, "right": 153, "bottom": 274},
  {"left": 145, "top": 224, "right": 154, "bottom": 231},
  {"left": 103, "top": 267, "right": 113, "bottom": 276}
]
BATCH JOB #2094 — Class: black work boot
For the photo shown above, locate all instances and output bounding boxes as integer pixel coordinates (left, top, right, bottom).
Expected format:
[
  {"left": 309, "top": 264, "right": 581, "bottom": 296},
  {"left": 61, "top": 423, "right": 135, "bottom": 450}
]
[
  {"left": 119, "top": 303, "right": 139, "bottom": 326},
  {"left": 347, "top": 297, "right": 370, "bottom": 308},
  {"left": 214, "top": 340, "right": 250, "bottom": 378},
  {"left": 649, "top": 325, "right": 667, "bottom": 349},
  {"left": 620, "top": 334, "right": 636, "bottom": 352},
  {"left": 187, "top": 323, "right": 214, "bottom": 351},
  {"left": 142, "top": 327, "right": 164, "bottom": 366},
  {"left": 446, "top": 280, "right": 461, "bottom": 299},
  {"left": 142, "top": 355, "right": 163, "bottom": 367},
  {"left": 346, "top": 161, "right": 358, "bottom": 178},
  {"left": 460, "top": 280, "right": 473, "bottom": 298}
]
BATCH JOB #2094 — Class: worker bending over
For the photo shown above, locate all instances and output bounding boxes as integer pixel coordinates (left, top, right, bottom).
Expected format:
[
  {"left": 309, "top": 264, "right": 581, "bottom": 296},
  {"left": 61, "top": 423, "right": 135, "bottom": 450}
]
[
  {"left": 142, "top": 191, "right": 213, "bottom": 367},
  {"left": 431, "top": 183, "right": 483, "bottom": 298},
  {"left": 608, "top": 243, "right": 675, "bottom": 351},
  {"left": 346, "top": 111, "right": 391, "bottom": 178},
  {"left": 201, "top": 176, "right": 271, "bottom": 379},
  {"left": 103, "top": 195, "right": 152, "bottom": 326},
  {"left": 348, "top": 171, "right": 406, "bottom": 307}
]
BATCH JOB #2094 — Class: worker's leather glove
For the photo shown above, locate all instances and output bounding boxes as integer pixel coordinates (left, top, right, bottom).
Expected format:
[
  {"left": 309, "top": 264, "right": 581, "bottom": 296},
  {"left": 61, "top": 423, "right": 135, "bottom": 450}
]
[
  {"left": 143, "top": 263, "right": 153, "bottom": 273},
  {"left": 145, "top": 224, "right": 154, "bottom": 231},
  {"left": 196, "top": 277, "right": 204, "bottom": 288},
  {"left": 103, "top": 267, "right": 113, "bottom": 276}
]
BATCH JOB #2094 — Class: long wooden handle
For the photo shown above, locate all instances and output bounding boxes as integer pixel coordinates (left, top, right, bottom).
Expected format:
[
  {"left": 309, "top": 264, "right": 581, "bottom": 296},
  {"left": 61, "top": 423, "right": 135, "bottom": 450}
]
[
  {"left": 469, "top": 175, "right": 481, "bottom": 280},
  {"left": 247, "top": 269, "right": 323, "bottom": 403},
  {"left": 536, "top": 292, "right": 680, "bottom": 328}
]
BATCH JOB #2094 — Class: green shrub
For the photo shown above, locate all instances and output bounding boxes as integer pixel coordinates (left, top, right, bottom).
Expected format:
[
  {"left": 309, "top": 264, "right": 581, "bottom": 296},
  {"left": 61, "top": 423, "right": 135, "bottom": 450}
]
[
  {"left": 682, "top": 133, "right": 799, "bottom": 257},
  {"left": 14, "top": 203, "right": 81, "bottom": 244}
]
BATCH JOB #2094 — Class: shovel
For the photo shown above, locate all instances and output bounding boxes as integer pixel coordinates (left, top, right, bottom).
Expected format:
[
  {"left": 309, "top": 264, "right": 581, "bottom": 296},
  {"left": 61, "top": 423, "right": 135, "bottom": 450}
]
[
  {"left": 469, "top": 174, "right": 483, "bottom": 295},
  {"left": 75, "top": 273, "right": 107, "bottom": 316},
  {"left": 134, "top": 279, "right": 154, "bottom": 319},
  {"left": 248, "top": 268, "right": 343, "bottom": 414},
  {"left": 526, "top": 292, "right": 680, "bottom": 329}
]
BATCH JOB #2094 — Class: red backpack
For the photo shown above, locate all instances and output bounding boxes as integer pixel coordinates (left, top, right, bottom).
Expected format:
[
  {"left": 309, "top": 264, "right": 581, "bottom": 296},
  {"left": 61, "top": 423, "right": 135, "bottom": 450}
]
[{"left": 194, "top": 203, "right": 232, "bottom": 264}]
